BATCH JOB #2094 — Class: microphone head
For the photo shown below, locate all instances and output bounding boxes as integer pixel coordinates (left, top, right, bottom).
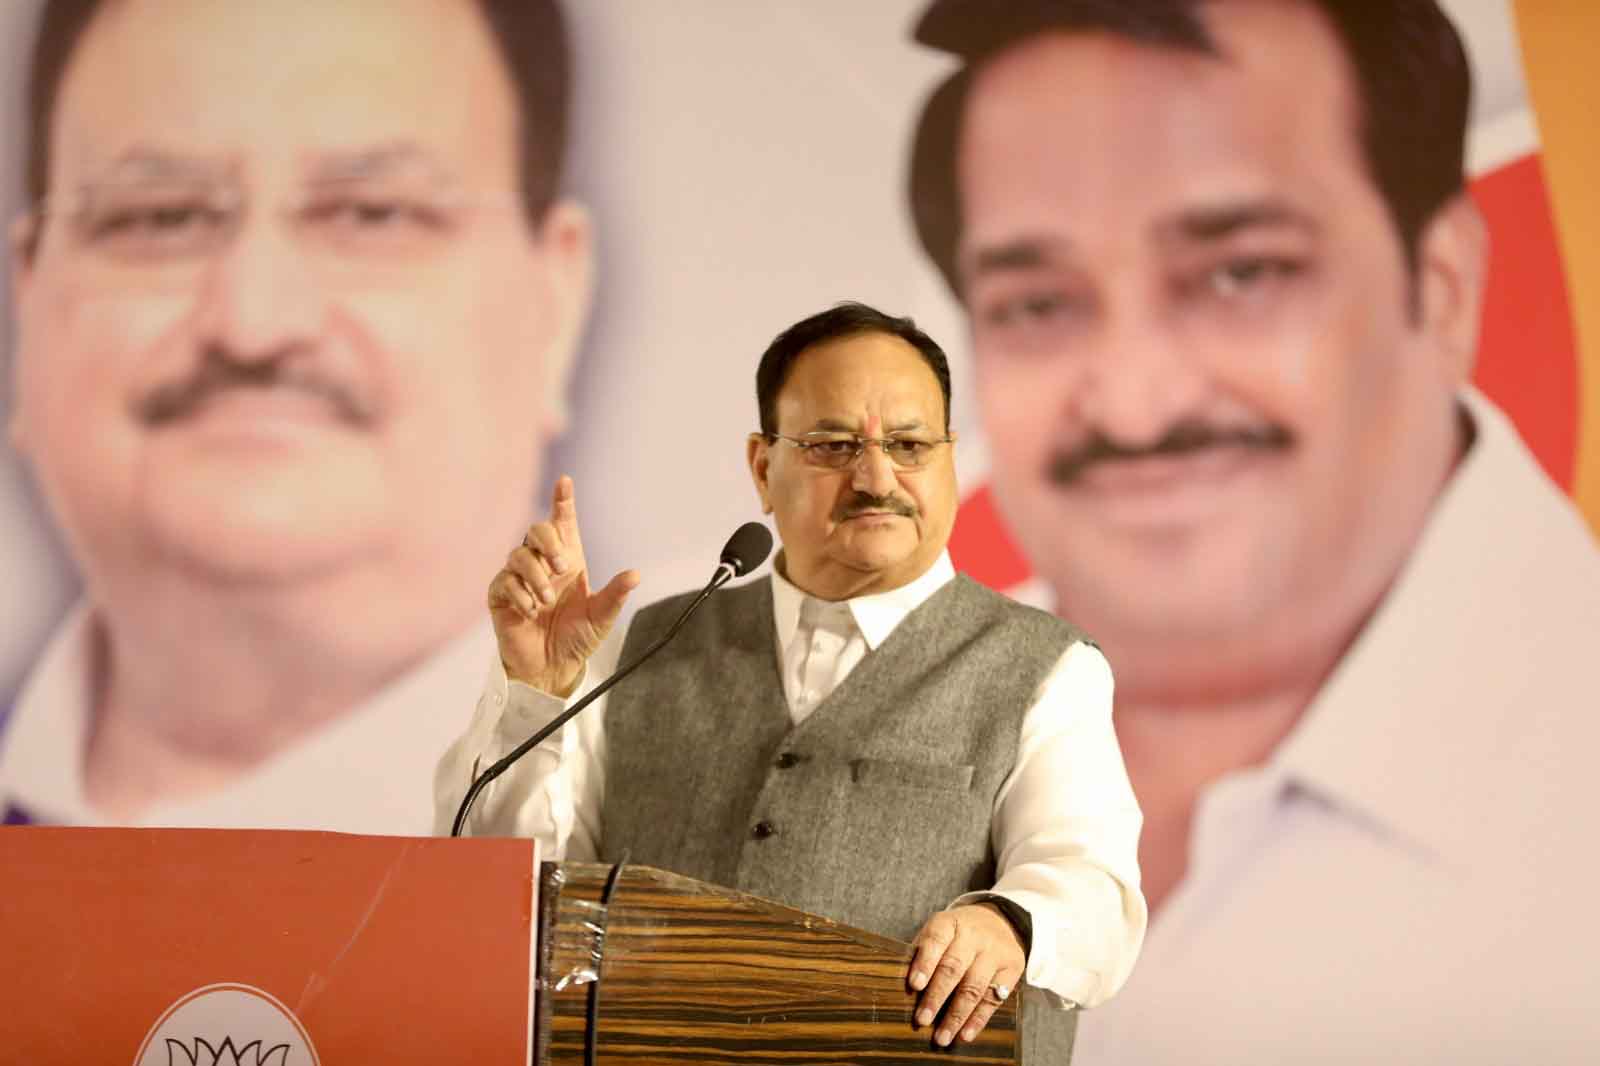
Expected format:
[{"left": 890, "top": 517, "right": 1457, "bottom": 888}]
[{"left": 720, "top": 522, "right": 774, "bottom": 577}]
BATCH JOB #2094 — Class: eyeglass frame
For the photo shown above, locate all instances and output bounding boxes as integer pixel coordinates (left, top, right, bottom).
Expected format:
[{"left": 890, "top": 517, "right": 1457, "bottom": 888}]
[
  {"left": 758, "top": 430, "right": 956, "bottom": 470},
  {"left": 15, "top": 168, "right": 525, "bottom": 275}
]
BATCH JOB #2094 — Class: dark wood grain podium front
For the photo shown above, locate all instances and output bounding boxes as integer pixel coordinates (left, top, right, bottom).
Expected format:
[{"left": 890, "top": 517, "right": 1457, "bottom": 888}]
[{"left": 540, "top": 862, "right": 1019, "bottom": 1066}]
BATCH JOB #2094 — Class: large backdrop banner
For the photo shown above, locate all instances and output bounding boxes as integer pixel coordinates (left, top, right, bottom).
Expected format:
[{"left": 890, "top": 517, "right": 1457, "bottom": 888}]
[{"left": 1, "top": 0, "right": 1597, "bottom": 1060}]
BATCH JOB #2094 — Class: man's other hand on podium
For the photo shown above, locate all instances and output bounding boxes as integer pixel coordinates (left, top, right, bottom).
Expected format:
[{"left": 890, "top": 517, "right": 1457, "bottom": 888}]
[{"left": 908, "top": 901, "right": 1024, "bottom": 1047}]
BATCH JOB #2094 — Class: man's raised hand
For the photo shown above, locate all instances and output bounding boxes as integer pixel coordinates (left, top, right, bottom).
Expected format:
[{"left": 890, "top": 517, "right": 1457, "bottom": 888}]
[{"left": 487, "top": 476, "right": 640, "bottom": 696}]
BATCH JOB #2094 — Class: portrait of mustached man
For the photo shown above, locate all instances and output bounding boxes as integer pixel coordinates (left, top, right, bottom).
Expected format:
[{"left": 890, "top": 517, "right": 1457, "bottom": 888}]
[
  {"left": 2, "top": 0, "right": 592, "bottom": 831},
  {"left": 906, "top": 0, "right": 1600, "bottom": 1061}
]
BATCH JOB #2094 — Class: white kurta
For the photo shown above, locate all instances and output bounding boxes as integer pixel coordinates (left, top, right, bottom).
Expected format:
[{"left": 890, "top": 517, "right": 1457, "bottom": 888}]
[{"left": 1068, "top": 390, "right": 1600, "bottom": 1064}]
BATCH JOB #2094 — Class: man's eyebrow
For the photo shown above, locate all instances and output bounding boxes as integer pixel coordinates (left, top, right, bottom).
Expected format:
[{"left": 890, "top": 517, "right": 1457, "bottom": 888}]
[
  {"left": 304, "top": 141, "right": 453, "bottom": 183},
  {"left": 86, "top": 146, "right": 232, "bottom": 184},
  {"left": 804, "top": 417, "right": 929, "bottom": 435},
  {"left": 960, "top": 235, "right": 1067, "bottom": 283},
  {"left": 1158, "top": 199, "right": 1321, "bottom": 244},
  {"left": 71, "top": 142, "right": 458, "bottom": 186},
  {"left": 956, "top": 203, "right": 1317, "bottom": 280}
]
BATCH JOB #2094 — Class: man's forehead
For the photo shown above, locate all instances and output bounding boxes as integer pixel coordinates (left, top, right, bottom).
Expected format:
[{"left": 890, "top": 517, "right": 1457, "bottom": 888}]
[
  {"left": 50, "top": 0, "right": 513, "bottom": 187},
  {"left": 955, "top": 4, "right": 1361, "bottom": 261}
]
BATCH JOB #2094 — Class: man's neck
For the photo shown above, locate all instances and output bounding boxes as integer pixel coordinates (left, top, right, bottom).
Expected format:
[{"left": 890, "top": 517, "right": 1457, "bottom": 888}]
[
  {"left": 80, "top": 573, "right": 480, "bottom": 819},
  {"left": 1112, "top": 595, "right": 1361, "bottom": 764},
  {"left": 1115, "top": 670, "right": 1331, "bottom": 915}
]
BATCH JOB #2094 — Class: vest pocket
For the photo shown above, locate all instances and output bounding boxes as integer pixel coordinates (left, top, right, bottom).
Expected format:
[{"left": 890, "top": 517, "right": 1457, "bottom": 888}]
[{"left": 849, "top": 758, "right": 975, "bottom": 792}]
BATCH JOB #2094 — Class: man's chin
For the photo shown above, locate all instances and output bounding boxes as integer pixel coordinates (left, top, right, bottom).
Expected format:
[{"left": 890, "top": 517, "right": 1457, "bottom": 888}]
[
  {"left": 140, "top": 504, "right": 382, "bottom": 587},
  {"left": 1044, "top": 540, "right": 1298, "bottom": 640}
]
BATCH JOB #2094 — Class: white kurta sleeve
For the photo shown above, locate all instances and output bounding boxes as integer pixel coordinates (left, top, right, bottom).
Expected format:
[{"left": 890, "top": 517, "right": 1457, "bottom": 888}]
[
  {"left": 955, "top": 640, "right": 1147, "bottom": 1009},
  {"left": 431, "top": 622, "right": 621, "bottom": 860}
]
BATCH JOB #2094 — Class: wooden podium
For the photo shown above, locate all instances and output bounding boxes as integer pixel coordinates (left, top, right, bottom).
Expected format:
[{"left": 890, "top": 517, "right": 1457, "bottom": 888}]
[{"left": 0, "top": 828, "right": 1018, "bottom": 1065}]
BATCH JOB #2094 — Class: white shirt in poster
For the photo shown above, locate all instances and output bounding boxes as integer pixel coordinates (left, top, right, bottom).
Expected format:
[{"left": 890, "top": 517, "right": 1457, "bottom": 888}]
[
  {"left": 0, "top": 612, "right": 497, "bottom": 835},
  {"left": 1063, "top": 391, "right": 1600, "bottom": 1065}
]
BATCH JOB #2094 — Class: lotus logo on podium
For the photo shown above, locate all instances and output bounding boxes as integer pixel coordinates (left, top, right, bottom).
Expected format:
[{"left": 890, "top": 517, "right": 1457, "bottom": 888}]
[
  {"left": 134, "top": 984, "right": 319, "bottom": 1066},
  {"left": 162, "top": 1038, "right": 289, "bottom": 1066}
]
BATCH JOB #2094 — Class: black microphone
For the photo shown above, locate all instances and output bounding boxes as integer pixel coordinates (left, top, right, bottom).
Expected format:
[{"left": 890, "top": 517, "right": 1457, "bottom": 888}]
[
  {"left": 716, "top": 521, "right": 774, "bottom": 582},
  {"left": 450, "top": 522, "right": 774, "bottom": 837}
]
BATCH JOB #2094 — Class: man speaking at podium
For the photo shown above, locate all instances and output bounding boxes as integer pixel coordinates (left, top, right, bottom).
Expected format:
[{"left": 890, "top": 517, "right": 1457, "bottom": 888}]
[{"left": 438, "top": 302, "right": 1146, "bottom": 1060}]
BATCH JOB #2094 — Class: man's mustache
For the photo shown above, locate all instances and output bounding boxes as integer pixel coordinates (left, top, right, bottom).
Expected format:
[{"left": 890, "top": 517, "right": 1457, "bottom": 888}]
[
  {"left": 133, "top": 347, "right": 377, "bottom": 428},
  {"left": 1046, "top": 420, "right": 1293, "bottom": 485},
  {"left": 833, "top": 492, "right": 917, "bottom": 522}
]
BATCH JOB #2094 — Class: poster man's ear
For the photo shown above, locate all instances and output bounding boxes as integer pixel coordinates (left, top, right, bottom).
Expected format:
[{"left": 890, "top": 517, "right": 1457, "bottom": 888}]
[
  {"left": 531, "top": 198, "right": 594, "bottom": 440},
  {"left": 1415, "top": 192, "right": 1489, "bottom": 387}
]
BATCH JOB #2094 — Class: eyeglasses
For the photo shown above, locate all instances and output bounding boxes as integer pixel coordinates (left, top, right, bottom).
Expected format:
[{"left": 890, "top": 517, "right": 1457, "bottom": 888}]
[
  {"left": 764, "top": 432, "right": 953, "bottom": 470},
  {"left": 20, "top": 169, "right": 517, "bottom": 291}
]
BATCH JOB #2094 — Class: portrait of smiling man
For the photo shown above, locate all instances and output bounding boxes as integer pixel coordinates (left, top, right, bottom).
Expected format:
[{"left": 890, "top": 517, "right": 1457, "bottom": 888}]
[
  {"left": 907, "top": 0, "right": 1600, "bottom": 1061},
  {"left": 0, "top": 0, "right": 591, "bottom": 831}
]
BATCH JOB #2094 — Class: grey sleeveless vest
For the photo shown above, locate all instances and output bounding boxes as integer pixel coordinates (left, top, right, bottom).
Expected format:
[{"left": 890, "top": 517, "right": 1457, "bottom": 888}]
[{"left": 603, "top": 573, "right": 1087, "bottom": 1062}]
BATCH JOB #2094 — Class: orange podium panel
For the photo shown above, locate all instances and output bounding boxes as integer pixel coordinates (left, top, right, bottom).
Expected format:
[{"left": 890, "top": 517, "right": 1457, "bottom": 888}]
[{"left": 0, "top": 827, "right": 538, "bottom": 1065}]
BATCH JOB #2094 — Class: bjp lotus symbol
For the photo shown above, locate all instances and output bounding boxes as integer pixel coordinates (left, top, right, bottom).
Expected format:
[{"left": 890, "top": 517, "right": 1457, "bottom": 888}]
[
  {"left": 134, "top": 985, "right": 318, "bottom": 1066},
  {"left": 164, "top": 1036, "right": 291, "bottom": 1066}
]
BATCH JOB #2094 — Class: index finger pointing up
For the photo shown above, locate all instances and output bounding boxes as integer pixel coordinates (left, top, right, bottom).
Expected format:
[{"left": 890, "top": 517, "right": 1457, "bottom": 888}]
[{"left": 551, "top": 474, "right": 581, "bottom": 540}]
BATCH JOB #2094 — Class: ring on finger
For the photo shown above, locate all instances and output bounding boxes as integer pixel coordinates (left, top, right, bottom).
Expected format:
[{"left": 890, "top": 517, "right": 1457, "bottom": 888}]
[{"left": 988, "top": 983, "right": 1012, "bottom": 1004}]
